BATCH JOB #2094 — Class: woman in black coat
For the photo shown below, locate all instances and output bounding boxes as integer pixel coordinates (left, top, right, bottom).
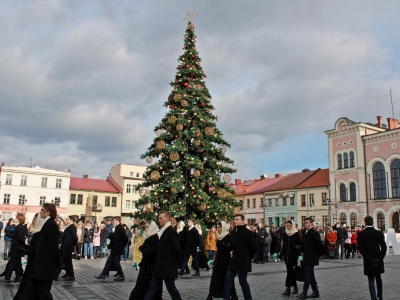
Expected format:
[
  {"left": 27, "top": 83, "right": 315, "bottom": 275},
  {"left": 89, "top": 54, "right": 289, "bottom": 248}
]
[
  {"left": 194, "top": 224, "right": 210, "bottom": 271},
  {"left": 177, "top": 221, "right": 189, "bottom": 272},
  {"left": 3, "top": 213, "right": 26, "bottom": 283},
  {"left": 129, "top": 221, "right": 162, "bottom": 300},
  {"left": 279, "top": 220, "right": 301, "bottom": 296},
  {"left": 206, "top": 221, "right": 238, "bottom": 300}
]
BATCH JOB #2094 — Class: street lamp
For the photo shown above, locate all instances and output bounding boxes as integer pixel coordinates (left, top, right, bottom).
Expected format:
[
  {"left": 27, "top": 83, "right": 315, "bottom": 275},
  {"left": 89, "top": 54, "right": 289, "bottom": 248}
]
[
  {"left": 326, "top": 199, "right": 333, "bottom": 226},
  {"left": 260, "top": 199, "right": 268, "bottom": 225},
  {"left": 51, "top": 199, "right": 61, "bottom": 206},
  {"left": 19, "top": 199, "right": 27, "bottom": 213}
]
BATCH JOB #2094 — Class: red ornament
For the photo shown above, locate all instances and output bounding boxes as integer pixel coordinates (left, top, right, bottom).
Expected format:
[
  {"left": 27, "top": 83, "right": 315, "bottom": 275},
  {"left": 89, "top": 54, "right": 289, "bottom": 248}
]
[
  {"left": 199, "top": 196, "right": 203, "bottom": 200},
  {"left": 155, "top": 197, "right": 159, "bottom": 200},
  {"left": 143, "top": 211, "right": 147, "bottom": 214},
  {"left": 174, "top": 106, "right": 178, "bottom": 110},
  {"left": 181, "top": 142, "right": 185, "bottom": 145},
  {"left": 200, "top": 150, "right": 203, "bottom": 153},
  {"left": 204, "top": 171, "right": 207, "bottom": 174},
  {"left": 184, "top": 82, "right": 189, "bottom": 87},
  {"left": 186, "top": 65, "right": 190, "bottom": 69},
  {"left": 191, "top": 191, "right": 194, "bottom": 194},
  {"left": 191, "top": 55, "right": 195, "bottom": 58},
  {"left": 169, "top": 105, "right": 173, "bottom": 108},
  {"left": 166, "top": 194, "right": 170, "bottom": 197},
  {"left": 200, "top": 102, "right": 205, "bottom": 107},
  {"left": 175, "top": 208, "right": 179, "bottom": 212},
  {"left": 175, "top": 135, "right": 179, "bottom": 139}
]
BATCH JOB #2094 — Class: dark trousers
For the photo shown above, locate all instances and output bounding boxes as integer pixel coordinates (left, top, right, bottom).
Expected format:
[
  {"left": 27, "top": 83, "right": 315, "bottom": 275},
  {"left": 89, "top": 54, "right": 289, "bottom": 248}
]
[
  {"left": 351, "top": 244, "right": 357, "bottom": 255},
  {"left": 256, "top": 243, "right": 265, "bottom": 262},
  {"left": 368, "top": 275, "right": 382, "bottom": 300},
  {"left": 74, "top": 244, "right": 82, "bottom": 255},
  {"left": 144, "top": 276, "right": 182, "bottom": 300},
  {"left": 17, "top": 278, "right": 53, "bottom": 300},
  {"left": 180, "top": 253, "right": 199, "bottom": 273},
  {"left": 223, "top": 270, "right": 252, "bottom": 300},
  {"left": 62, "top": 252, "right": 74, "bottom": 278},
  {"left": 344, "top": 243, "right": 351, "bottom": 258},
  {"left": 5, "top": 257, "right": 22, "bottom": 280},
  {"left": 100, "top": 254, "right": 124, "bottom": 277},
  {"left": 336, "top": 240, "right": 345, "bottom": 258},
  {"left": 302, "top": 265, "right": 319, "bottom": 296},
  {"left": 285, "top": 263, "right": 297, "bottom": 288}
]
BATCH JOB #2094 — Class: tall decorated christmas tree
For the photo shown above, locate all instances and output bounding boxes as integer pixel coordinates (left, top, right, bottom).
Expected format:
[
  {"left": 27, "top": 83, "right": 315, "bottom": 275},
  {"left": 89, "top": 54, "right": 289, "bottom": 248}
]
[{"left": 132, "top": 15, "right": 240, "bottom": 228}]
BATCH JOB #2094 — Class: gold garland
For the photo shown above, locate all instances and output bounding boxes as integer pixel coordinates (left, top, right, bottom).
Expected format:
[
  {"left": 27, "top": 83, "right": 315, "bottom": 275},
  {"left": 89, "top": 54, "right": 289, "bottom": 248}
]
[
  {"left": 156, "top": 140, "right": 165, "bottom": 149},
  {"left": 205, "top": 127, "right": 214, "bottom": 136},
  {"left": 168, "top": 115, "right": 177, "bottom": 124},
  {"left": 150, "top": 171, "right": 160, "bottom": 180},
  {"left": 170, "top": 152, "right": 179, "bottom": 161}
]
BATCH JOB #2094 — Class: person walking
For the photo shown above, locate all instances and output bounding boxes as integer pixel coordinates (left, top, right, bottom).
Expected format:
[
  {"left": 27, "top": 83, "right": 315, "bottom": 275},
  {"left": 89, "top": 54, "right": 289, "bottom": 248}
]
[
  {"left": 95, "top": 216, "right": 127, "bottom": 281},
  {"left": 195, "top": 224, "right": 210, "bottom": 271},
  {"left": 357, "top": 216, "right": 387, "bottom": 300},
  {"left": 129, "top": 220, "right": 161, "bottom": 300},
  {"left": 17, "top": 203, "right": 64, "bottom": 300},
  {"left": 326, "top": 226, "right": 337, "bottom": 259},
  {"left": 205, "top": 226, "right": 217, "bottom": 262},
  {"left": 122, "top": 224, "right": 133, "bottom": 261},
  {"left": 263, "top": 224, "right": 272, "bottom": 262},
  {"left": 206, "top": 221, "right": 238, "bottom": 300},
  {"left": 177, "top": 221, "right": 190, "bottom": 274},
  {"left": 99, "top": 223, "right": 107, "bottom": 258},
  {"left": 296, "top": 217, "right": 324, "bottom": 299},
  {"left": 179, "top": 219, "right": 200, "bottom": 276},
  {"left": 223, "top": 214, "right": 257, "bottom": 300},
  {"left": 144, "top": 211, "right": 182, "bottom": 300},
  {"left": 279, "top": 220, "right": 301, "bottom": 296},
  {"left": 255, "top": 222, "right": 267, "bottom": 264},
  {"left": 105, "top": 219, "right": 114, "bottom": 256},
  {"left": 83, "top": 221, "right": 94, "bottom": 260},
  {"left": 3, "top": 218, "right": 15, "bottom": 260},
  {"left": 61, "top": 216, "right": 78, "bottom": 281}
]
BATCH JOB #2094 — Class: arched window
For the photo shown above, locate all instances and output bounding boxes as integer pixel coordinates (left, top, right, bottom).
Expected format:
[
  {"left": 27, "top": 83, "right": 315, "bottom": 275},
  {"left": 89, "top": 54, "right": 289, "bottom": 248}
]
[
  {"left": 340, "top": 213, "right": 347, "bottom": 225},
  {"left": 350, "top": 151, "right": 355, "bottom": 168},
  {"left": 391, "top": 159, "right": 400, "bottom": 198},
  {"left": 393, "top": 211, "right": 399, "bottom": 233},
  {"left": 350, "top": 183, "right": 356, "bottom": 201},
  {"left": 377, "top": 212, "right": 385, "bottom": 231},
  {"left": 350, "top": 213, "right": 357, "bottom": 228},
  {"left": 337, "top": 153, "right": 342, "bottom": 169},
  {"left": 340, "top": 184, "right": 347, "bottom": 201},
  {"left": 344, "top": 152, "right": 349, "bottom": 168},
  {"left": 373, "top": 162, "right": 387, "bottom": 199}
]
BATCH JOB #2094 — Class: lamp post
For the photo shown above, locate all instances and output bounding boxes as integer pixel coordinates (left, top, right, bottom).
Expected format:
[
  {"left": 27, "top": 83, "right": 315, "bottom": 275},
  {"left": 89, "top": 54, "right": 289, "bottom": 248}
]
[
  {"left": 326, "top": 199, "right": 333, "bottom": 226},
  {"left": 260, "top": 199, "right": 268, "bottom": 225},
  {"left": 19, "top": 199, "right": 27, "bottom": 214},
  {"left": 51, "top": 199, "right": 61, "bottom": 206}
]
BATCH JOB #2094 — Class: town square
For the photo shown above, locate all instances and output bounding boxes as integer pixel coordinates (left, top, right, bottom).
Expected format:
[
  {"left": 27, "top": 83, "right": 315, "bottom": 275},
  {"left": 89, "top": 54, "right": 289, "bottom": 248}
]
[{"left": 1, "top": 1, "right": 400, "bottom": 300}]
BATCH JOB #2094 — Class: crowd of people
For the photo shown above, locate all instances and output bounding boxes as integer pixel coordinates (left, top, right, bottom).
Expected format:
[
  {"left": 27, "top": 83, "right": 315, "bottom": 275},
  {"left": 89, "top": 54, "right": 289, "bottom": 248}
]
[{"left": 0, "top": 208, "right": 387, "bottom": 300}]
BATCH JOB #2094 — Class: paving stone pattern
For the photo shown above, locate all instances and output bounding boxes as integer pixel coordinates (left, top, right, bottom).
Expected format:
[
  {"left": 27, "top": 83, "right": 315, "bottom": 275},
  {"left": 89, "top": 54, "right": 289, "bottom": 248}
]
[{"left": 1, "top": 238, "right": 399, "bottom": 300}]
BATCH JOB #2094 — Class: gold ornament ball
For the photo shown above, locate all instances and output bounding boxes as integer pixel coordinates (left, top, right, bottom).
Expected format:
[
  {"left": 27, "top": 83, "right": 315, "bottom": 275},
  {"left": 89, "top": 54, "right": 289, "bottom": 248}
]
[{"left": 156, "top": 140, "right": 166, "bottom": 149}]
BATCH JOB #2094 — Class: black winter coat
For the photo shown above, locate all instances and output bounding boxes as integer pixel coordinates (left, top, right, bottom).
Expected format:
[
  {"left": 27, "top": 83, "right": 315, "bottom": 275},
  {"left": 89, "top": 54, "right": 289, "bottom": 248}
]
[
  {"left": 333, "top": 224, "right": 348, "bottom": 240},
  {"left": 357, "top": 227, "right": 387, "bottom": 276},
  {"left": 109, "top": 224, "right": 128, "bottom": 256},
  {"left": 184, "top": 227, "right": 200, "bottom": 256},
  {"left": 256, "top": 227, "right": 267, "bottom": 244},
  {"left": 228, "top": 225, "right": 257, "bottom": 273},
  {"left": 301, "top": 228, "right": 324, "bottom": 266},
  {"left": 153, "top": 226, "right": 182, "bottom": 279},
  {"left": 30, "top": 218, "right": 63, "bottom": 281},
  {"left": 279, "top": 232, "right": 301, "bottom": 264},
  {"left": 61, "top": 224, "right": 78, "bottom": 253},
  {"left": 138, "top": 234, "right": 159, "bottom": 275},
  {"left": 84, "top": 227, "right": 94, "bottom": 243},
  {"left": 9, "top": 224, "right": 26, "bottom": 258},
  {"left": 214, "top": 235, "right": 233, "bottom": 271}
]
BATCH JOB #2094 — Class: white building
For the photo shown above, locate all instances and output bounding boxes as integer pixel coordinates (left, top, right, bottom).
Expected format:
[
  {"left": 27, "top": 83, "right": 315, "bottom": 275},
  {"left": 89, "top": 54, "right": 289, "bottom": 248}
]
[
  {"left": 0, "top": 163, "right": 71, "bottom": 222},
  {"left": 110, "top": 163, "right": 147, "bottom": 227}
]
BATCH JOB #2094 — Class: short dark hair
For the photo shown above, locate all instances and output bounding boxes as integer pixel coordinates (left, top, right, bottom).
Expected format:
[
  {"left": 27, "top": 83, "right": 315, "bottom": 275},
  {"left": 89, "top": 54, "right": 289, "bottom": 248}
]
[
  {"left": 188, "top": 219, "right": 196, "bottom": 223},
  {"left": 113, "top": 216, "right": 121, "bottom": 222},
  {"left": 159, "top": 211, "right": 171, "bottom": 219},
  {"left": 42, "top": 203, "right": 57, "bottom": 218},
  {"left": 69, "top": 215, "right": 76, "bottom": 222},
  {"left": 364, "top": 216, "right": 373, "bottom": 226},
  {"left": 234, "top": 214, "right": 244, "bottom": 221},
  {"left": 304, "top": 217, "right": 313, "bottom": 223}
]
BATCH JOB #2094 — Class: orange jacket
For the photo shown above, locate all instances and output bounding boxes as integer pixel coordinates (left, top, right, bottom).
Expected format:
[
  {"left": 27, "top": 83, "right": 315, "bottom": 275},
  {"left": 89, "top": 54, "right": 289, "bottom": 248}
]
[
  {"left": 205, "top": 230, "right": 217, "bottom": 251},
  {"left": 326, "top": 232, "right": 337, "bottom": 249}
]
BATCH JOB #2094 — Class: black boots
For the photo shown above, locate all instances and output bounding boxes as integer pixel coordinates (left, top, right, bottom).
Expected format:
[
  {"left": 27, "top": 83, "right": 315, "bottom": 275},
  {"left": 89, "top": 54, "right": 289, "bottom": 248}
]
[
  {"left": 282, "top": 288, "right": 291, "bottom": 296},
  {"left": 292, "top": 286, "right": 298, "bottom": 294}
]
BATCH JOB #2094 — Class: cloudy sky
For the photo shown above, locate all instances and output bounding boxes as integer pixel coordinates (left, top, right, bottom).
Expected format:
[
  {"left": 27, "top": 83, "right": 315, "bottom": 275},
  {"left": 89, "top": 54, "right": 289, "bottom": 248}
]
[{"left": 1, "top": 1, "right": 400, "bottom": 181}]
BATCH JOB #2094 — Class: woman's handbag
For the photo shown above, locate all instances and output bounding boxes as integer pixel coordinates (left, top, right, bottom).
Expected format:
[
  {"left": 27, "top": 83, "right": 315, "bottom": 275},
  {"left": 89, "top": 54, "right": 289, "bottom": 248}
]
[{"left": 294, "top": 256, "right": 305, "bottom": 282}]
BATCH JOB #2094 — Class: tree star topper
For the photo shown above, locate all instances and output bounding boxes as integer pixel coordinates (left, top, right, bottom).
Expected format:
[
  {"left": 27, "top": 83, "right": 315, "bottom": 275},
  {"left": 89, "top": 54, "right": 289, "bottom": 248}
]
[{"left": 182, "top": 9, "right": 199, "bottom": 23}]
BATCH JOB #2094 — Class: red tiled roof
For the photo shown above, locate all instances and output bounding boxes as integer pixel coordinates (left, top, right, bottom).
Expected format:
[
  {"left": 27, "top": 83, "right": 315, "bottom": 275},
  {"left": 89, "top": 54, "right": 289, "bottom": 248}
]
[
  {"left": 296, "top": 168, "right": 329, "bottom": 188},
  {"left": 233, "top": 177, "right": 286, "bottom": 195},
  {"left": 70, "top": 177, "right": 122, "bottom": 193}
]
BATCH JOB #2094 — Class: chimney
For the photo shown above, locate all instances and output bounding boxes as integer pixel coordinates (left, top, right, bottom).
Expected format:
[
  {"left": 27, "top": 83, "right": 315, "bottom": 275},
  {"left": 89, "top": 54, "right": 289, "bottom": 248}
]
[
  {"left": 235, "top": 179, "right": 242, "bottom": 185},
  {"left": 387, "top": 118, "right": 395, "bottom": 130},
  {"left": 83, "top": 174, "right": 88, "bottom": 179},
  {"left": 67, "top": 169, "right": 71, "bottom": 173},
  {"left": 377, "top": 116, "right": 382, "bottom": 128},
  {"left": 1, "top": 162, "right": 5, "bottom": 167},
  {"left": 260, "top": 175, "right": 265, "bottom": 180},
  {"left": 394, "top": 119, "right": 399, "bottom": 129},
  {"left": 275, "top": 174, "right": 282, "bottom": 178}
]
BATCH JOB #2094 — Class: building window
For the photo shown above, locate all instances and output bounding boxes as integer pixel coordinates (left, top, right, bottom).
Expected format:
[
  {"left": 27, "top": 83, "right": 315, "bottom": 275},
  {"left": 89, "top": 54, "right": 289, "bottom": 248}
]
[
  {"left": 20, "top": 175, "right": 27, "bottom": 186},
  {"left": 309, "top": 194, "right": 315, "bottom": 207},
  {"left": 322, "top": 215, "right": 329, "bottom": 227},
  {"left": 350, "top": 151, "right": 355, "bottom": 168},
  {"left": 343, "top": 152, "right": 349, "bottom": 168},
  {"left": 337, "top": 153, "right": 342, "bottom": 169},
  {"left": 373, "top": 162, "right": 387, "bottom": 199},
  {"left": 340, "top": 184, "right": 347, "bottom": 201},
  {"left": 142, "top": 174, "right": 145, "bottom": 178},
  {"left": 93, "top": 195, "right": 98, "bottom": 206},
  {"left": 2, "top": 212, "right": 12, "bottom": 220},
  {"left": 301, "top": 195, "right": 306, "bottom": 207},
  {"left": 322, "top": 193, "right": 327, "bottom": 205},
  {"left": 390, "top": 159, "right": 400, "bottom": 198},
  {"left": 133, "top": 185, "right": 137, "bottom": 194},
  {"left": 56, "top": 179, "right": 62, "bottom": 189},
  {"left": 126, "top": 184, "right": 131, "bottom": 193},
  {"left": 340, "top": 213, "right": 347, "bottom": 225},
  {"left": 350, "top": 183, "right": 356, "bottom": 201},
  {"left": 3, "top": 194, "right": 10, "bottom": 204},
  {"left": 377, "top": 212, "right": 385, "bottom": 231},
  {"left": 5, "top": 174, "right": 12, "bottom": 185},
  {"left": 70, "top": 194, "right": 76, "bottom": 204},
  {"left": 18, "top": 195, "right": 26, "bottom": 204},
  {"left": 105, "top": 196, "right": 110, "bottom": 207},
  {"left": 246, "top": 199, "right": 250, "bottom": 209},
  {"left": 350, "top": 213, "right": 357, "bottom": 228},
  {"left": 290, "top": 196, "right": 294, "bottom": 205},
  {"left": 111, "top": 197, "right": 117, "bottom": 207},
  {"left": 136, "top": 173, "right": 140, "bottom": 178},
  {"left": 268, "top": 199, "right": 272, "bottom": 207},
  {"left": 126, "top": 200, "right": 131, "bottom": 209},
  {"left": 39, "top": 196, "right": 46, "bottom": 205},
  {"left": 130, "top": 172, "right": 134, "bottom": 177},
  {"left": 282, "top": 197, "right": 287, "bottom": 206},
  {"left": 275, "top": 198, "right": 279, "bottom": 206},
  {"left": 41, "top": 177, "right": 48, "bottom": 188},
  {"left": 77, "top": 194, "right": 83, "bottom": 205},
  {"left": 301, "top": 216, "right": 306, "bottom": 226},
  {"left": 54, "top": 197, "right": 60, "bottom": 206},
  {"left": 251, "top": 198, "right": 256, "bottom": 208}
]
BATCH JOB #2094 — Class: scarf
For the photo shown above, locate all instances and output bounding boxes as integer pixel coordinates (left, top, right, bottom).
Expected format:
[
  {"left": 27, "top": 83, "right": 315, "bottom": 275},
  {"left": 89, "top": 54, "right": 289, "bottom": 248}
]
[
  {"left": 30, "top": 216, "right": 45, "bottom": 234},
  {"left": 217, "top": 221, "right": 229, "bottom": 240},
  {"left": 177, "top": 221, "right": 185, "bottom": 234},
  {"left": 143, "top": 221, "right": 159, "bottom": 239},
  {"left": 285, "top": 220, "right": 298, "bottom": 236},
  {"left": 195, "top": 224, "right": 202, "bottom": 235},
  {"left": 158, "top": 221, "right": 171, "bottom": 239}
]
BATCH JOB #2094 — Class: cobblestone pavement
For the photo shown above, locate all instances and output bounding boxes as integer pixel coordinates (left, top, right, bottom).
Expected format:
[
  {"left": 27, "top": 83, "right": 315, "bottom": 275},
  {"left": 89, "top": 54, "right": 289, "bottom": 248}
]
[{"left": 1, "top": 240, "right": 399, "bottom": 300}]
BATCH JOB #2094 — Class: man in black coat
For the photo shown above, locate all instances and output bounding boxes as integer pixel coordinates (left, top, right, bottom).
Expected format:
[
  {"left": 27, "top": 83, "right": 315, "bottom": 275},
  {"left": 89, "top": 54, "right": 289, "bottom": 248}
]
[
  {"left": 95, "top": 216, "right": 128, "bottom": 281},
  {"left": 144, "top": 211, "right": 182, "bottom": 300},
  {"left": 179, "top": 219, "right": 200, "bottom": 276},
  {"left": 297, "top": 217, "right": 324, "bottom": 299},
  {"left": 223, "top": 214, "right": 257, "bottom": 300},
  {"left": 357, "top": 216, "right": 387, "bottom": 300},
  {"left": 255, "top": 223, "right": 267, "bottom": 264},
  {"left": 18, "top": 203, "right": 63, "bottom": 300},
  {"left": 333, "top": 222, "right": 347, "bottom": 259},
  {"left": 61, "top": 216, "right": 78, "bottom": 281}
]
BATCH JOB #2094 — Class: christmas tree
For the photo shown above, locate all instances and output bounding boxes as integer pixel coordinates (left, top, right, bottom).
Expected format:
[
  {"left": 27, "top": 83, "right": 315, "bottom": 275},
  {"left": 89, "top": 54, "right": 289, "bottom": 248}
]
[{"left": 132, "top": 16, "right": 240, "bottom": 228}]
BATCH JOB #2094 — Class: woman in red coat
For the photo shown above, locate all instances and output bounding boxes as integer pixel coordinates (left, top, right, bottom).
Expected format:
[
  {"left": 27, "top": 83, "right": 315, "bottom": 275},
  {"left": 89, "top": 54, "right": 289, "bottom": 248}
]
[
  {"left": 350, "top": 229, "right": 358, "bottom": 258},
  {"left": 326, "top": 226, "right": 337, "bottom": 259}
]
